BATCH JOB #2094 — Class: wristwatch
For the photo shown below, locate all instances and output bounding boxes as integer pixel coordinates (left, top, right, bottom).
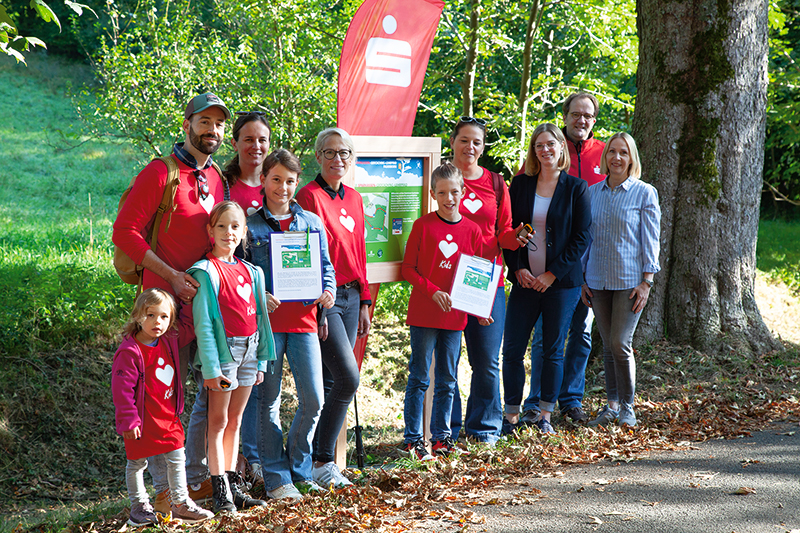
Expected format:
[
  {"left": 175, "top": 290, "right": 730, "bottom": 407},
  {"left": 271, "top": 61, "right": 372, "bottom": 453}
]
[{"left": 643, "top": 278, "right": 654, "bottom": 288}]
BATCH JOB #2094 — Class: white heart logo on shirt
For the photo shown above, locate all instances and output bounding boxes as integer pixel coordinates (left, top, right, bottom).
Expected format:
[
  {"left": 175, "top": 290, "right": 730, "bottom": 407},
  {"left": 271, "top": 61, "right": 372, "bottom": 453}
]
[
  {"left": 594, "top": 166, "right": 602, "bottom": 175},
  {"left": 439, "top": 234, "right": 458, "bottom": 258},
  {"left": 463, "top": 193, "right": 483, "bottom": 214},
  {"left": 155, "top": 357, "right": 174, "bottom": 386},
  {"left": 199, "top": 192, "right": 216, "bottom": 214},
  {"left": 236, "top": 275, "right": 252, "bottom": 302},
  {"left": 247, "top": 200, "right": 260, "bottom": 216},
  {"left": 339, "top": 208, "right": 355, "bottom": 233}
]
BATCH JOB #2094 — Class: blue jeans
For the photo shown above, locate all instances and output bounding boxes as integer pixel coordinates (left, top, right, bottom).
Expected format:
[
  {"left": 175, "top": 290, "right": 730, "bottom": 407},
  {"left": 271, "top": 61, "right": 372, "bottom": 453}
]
[
  {"left": 524, "top": 300, "right": 593, "bottom": 412},
  {"left": 241, "top": 331, "right": 324, "bottom": 490},
  {"left": 404, "top": 326, "right": 463, "bottom": 444},
  {"left": 184, "top": 352, "right": 210, "bottom": 485},
  {"left": 502, "top": 284, "right": 581, "bottom": 414},
  {"left": 450, "top": 289, "right": 505, "bottom": 443},
  {"left": 313, "top": 285, "right": 361, "bottom": 464},
  {"left": 590, "top": 289, "right": 642, "bottom": 406}
]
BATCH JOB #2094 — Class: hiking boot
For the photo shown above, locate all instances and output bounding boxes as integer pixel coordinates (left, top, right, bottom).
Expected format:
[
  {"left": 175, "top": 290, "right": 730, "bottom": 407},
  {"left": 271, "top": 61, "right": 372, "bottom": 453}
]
[
  {"left": 171, "top": 499, "right": 214, "bottom": 523},
  {"left": 534, "top": 418, "right": 557, "bottom": 435},
  {"left": 210, "top": 475, "right": 236, "bottom": 515},
  {"left": 618, "top": 403, "right": 637, "bottom": 427},
  {"left": 431, "top": 437, "right": 470, "bottom": 457},
  {"left": 153, "top": 488, "right": 171, "bottom": 515},
  {"left": 519, "top": 409, "right": 541, "bottom": 427},
  {"left": 265, "top": 483, "right": 303, "bottom": 501},
  {"left": 562, "top": 406, "right": 589, "bottom": 424},
  {"left": 404, "top": 439, "right": 436, "bottom": 462},
  {"left": 188, "top": 478, "right": 213, "bottom": 505},
  {"left": 228, "top": 471, "right": 267, "bottom": 509},
  {"left": 312, "top": 461, "right": 353, "bottom": 489},
  {"left": 127, "top": 501, "right": 157, "bottom": 528},
  {"left": 588, "top": 405, "right": 619, "bottom": 427}
]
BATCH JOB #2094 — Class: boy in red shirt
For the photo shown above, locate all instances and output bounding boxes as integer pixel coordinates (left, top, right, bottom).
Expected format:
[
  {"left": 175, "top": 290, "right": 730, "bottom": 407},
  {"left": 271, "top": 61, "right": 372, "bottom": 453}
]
[{"left": 402, "top": 163, "right": 487, "bottom": 460}]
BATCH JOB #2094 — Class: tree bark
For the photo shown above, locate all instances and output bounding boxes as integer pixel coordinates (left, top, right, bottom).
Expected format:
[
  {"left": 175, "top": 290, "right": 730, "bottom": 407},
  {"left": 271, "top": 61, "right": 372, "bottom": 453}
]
[
  {"left": 461, "top": 0, "right": 480, "bottom": 117},
  {"left": 515, "top": 0, "right": 544, "bottom": 168},
  {"left": 632, "top": 0, "right": 781, "bottom": 354}
]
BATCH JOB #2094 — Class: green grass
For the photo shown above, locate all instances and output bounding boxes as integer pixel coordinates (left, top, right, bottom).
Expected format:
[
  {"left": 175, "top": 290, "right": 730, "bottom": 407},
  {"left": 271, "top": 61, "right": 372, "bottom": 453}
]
[{"left": 756, "top": 219, "right": 800, "bottom": 293}]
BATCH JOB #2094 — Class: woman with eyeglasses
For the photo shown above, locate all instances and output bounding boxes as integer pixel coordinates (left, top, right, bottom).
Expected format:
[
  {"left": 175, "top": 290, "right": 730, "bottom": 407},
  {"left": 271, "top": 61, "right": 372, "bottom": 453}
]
[
  {"left": 224, "top": 112, "right": 271, "bottom": 216},
  {"left": 501, "top": 123, "right": 592, "bottom": 435},
  {"left": 584, "top": 133, "right": 660, "bottom": 428},
  {"left": 447, "top": 116, "right": 527, "bottom": 445},
  {"left": 295, "top": 127, "right": 370, "bottom": 488}
]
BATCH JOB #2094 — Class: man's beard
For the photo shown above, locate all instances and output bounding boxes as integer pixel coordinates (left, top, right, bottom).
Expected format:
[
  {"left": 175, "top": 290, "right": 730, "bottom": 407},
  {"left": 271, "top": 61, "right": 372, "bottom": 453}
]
[{"left": 189, "top": 125, "right": 222, "bottom": 155}]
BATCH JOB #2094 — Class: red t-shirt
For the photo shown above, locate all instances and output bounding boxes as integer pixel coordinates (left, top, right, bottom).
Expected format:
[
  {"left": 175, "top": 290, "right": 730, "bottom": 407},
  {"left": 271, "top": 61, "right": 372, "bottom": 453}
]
[
  {"left": 230, "top": 181, "right": 263, "bottom": 217},
  {"left": 112, "top": 156, "right": 225, "bottom": 296},
  {"left": 268, "top": 215, "right": 317, "bottom": 333},
  {"left": 124, "top": 339, "right": 184, "bottom": 460},
  {"left": 402, "top": 212, "right": 482, "bottom": 331},
  {"left": 296, "top": 178, "right": 371, "bottom": 302},
  {"left": 209, "top": 254, "right": 258, "bottom": 337},
  {"left": 461, "top": 168, "right": 518, "bottom": 287}
]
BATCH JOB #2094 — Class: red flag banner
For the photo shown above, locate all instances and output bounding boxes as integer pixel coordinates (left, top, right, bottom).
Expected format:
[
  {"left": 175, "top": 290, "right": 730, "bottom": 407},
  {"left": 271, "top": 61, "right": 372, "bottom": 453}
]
[{"left": 337, "top": 0, "right": 445, "bottom": 136}]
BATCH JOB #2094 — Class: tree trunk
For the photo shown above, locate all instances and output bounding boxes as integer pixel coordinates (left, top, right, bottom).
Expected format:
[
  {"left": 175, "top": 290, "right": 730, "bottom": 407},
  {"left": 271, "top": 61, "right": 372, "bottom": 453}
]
[
  {"left": 632, "top": 0, "right": 781, "bottom": 354},
  {"left": 461, "top": 0, "right": 480, "bottom": 117},
  {"left": 515, "top": 0, "right": 544, "bottom": 168}
]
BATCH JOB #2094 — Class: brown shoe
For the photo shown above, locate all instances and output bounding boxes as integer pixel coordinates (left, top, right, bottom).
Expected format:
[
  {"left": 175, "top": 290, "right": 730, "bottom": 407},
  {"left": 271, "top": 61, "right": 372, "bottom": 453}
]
[
  {"left": 153, "top": 489, "right": 172, "bottom": 515},
  {"left": 171, "top": 499, "right": 214, "bottom": 523},
  {"left": 188, "top": 478, "right": 213, "bottom": 505}
]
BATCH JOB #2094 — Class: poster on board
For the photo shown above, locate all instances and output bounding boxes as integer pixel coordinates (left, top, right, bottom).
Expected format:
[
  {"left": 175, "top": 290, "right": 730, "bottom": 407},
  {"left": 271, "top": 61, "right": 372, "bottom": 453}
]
[{"left": 354, "top": 157, "right": 424, "bottom": 263}]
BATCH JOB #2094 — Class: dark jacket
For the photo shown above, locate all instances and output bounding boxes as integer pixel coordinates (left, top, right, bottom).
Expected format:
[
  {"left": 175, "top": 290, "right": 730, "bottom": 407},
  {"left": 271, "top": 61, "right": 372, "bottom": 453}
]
[{"left": 503, "top": 170, "right": 591, "bottom": 288}]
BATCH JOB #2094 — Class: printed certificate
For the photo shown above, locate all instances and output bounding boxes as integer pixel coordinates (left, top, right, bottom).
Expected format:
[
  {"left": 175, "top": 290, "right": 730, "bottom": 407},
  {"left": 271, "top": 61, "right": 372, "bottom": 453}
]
[
  {"left": 269, "top": 231, "right": 323, "bottom": 302},
  {"left": 450, "top": 254, "right": 502, "bottom": 319}
]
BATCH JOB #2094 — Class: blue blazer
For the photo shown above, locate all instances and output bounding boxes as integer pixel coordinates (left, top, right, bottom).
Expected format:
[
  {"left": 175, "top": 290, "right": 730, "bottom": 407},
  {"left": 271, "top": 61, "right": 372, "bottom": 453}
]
[{"left": 503, "top": 170, "right": 591, "bottom": 289}]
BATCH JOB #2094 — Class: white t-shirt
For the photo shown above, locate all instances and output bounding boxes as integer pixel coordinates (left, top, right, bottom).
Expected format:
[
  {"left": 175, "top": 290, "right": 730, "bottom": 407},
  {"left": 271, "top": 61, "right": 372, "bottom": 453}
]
[{"left": 527, "top": 194, "right": 552, "bottom": 277}]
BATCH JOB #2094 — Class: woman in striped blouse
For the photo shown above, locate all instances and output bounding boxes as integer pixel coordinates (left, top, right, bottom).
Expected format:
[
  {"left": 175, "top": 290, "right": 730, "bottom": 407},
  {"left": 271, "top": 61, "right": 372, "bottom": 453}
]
[{"left": 582, "top": 132, "right": 661, "bottom": 428}]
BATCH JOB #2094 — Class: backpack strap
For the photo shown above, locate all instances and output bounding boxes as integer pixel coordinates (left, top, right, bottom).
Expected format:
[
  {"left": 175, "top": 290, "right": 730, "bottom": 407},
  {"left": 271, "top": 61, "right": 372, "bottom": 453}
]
[
  {"left": 489, "top": 170, "right": 505, "bottom": 236},
  {"left": 149, "top": 155, "right": 181, "bottom": 253}
]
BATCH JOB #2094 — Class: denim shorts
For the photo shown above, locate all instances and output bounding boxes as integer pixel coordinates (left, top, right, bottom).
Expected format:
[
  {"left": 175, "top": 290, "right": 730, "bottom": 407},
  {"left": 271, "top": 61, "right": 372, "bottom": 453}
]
[{"left": 219, "top": 331, "right": 260, "bottom": 389}]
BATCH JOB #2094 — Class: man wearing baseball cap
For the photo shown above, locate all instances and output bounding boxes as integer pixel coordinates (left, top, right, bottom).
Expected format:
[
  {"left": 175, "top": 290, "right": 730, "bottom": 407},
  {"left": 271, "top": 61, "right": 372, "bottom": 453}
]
[{"left": 112, "top": 92, "right": 232, "bottom": 511}]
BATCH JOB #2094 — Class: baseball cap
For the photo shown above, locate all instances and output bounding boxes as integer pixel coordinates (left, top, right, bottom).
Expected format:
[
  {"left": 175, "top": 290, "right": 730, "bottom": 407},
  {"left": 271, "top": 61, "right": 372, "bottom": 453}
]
[{"left": 184, "top": 92, "right": 231, "bottom": 120}]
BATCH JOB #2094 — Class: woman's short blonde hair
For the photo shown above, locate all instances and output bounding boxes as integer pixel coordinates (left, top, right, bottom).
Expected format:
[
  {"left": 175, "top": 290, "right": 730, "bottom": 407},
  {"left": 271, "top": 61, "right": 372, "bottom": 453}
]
[
  {"left": 599, "top": 132, "right": 641, "bottom": 180},
  {"left": 315, "top": 127, "right": 357, "bottom": 162},
  {"left": 525, "top": 123, "right": 570, "bottom": 176}
]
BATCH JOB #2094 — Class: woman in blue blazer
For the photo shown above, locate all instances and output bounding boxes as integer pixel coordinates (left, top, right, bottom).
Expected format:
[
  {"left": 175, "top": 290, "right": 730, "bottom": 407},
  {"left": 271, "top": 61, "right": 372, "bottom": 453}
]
[{"left": 501, "top": 123, "right": 592, "bottom": 435}]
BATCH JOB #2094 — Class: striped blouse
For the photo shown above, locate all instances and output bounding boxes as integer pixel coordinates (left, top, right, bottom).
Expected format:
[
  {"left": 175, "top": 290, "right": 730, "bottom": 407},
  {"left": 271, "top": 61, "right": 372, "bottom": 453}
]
[{"left": 584, "top": 177, "right": 661, "bottom": 290}]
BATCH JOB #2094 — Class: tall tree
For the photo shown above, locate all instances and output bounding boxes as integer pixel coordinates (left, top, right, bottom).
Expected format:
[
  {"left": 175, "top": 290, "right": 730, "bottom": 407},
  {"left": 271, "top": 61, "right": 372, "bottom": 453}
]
[{"left": 633, "top": 0, "right": 781, "bottom": 354}]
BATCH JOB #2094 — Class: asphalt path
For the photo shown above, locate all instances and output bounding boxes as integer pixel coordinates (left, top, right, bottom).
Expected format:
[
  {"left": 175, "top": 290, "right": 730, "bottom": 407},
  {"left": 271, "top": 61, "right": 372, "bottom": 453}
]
[{"left": 413, "top": 421, "right": 800, "bottom": 532}]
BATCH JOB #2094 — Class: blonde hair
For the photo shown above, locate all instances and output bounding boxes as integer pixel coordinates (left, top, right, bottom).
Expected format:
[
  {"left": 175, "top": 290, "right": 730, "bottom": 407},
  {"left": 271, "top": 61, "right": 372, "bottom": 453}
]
[
  {"left": 599, "top": 132, "right": 641, "bottom": 180},
  {"left": 122, "top": 288, "right": 177, "bottom": 338},
  {"left": 431, "top": 162, "right": 464, "bottom": 191},
  {"left": 208, "top": 200, "right": 249, "bottom": 250},
  {"left": 524, "top": 123, "right": 571, "bottom": 176}
]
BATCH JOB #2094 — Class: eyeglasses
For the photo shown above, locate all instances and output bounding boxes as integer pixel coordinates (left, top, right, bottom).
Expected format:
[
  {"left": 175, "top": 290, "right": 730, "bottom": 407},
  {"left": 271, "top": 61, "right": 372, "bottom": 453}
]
[
  {"left": 235, "top": 111, "right": 266, "bottom": 117},
  {"left": 458, "top": 116, "right": 487, "bottom": 126},
  {"left": 194, "top": 170, "right": 209, "bottom": 200},
  {"left": 321, "top": 149, "right": 352, "bottom": 160},
  {"left": 534, "top": 141, "right": 559, "bottom": 152},
  {"left": 569, "top": 112, "right": 595, "bottom": 121}
]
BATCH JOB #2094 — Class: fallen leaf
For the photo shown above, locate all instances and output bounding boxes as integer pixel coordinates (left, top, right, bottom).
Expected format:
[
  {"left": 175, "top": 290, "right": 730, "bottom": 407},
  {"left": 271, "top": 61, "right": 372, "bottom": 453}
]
[
  {"left": 603, "top": 511, "right": 625, "bottom": 516},
  {"left": 588, "top": 516, "right": 603, "bottom": 524},
  {"left": 691, "top": 471, "right": 719, "bottom": 479},
  {"left": 592, "top": 478, "right": 611, "bottom": 485},
  {"left": 733, "top": 486, "right": 756, "bottom": 495}
]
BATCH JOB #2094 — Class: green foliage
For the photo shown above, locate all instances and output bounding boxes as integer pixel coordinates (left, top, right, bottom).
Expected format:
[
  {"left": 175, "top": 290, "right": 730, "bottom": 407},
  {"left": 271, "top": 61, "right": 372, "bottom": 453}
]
[
  {"left": 756, "top": 219, "right": 800, "bottom": 293},
  {"left": 764, "top": 0, "right": 800, "bottom": 214},
  {"left": 375, "top": 281, "right": 411, "bottom": 322}
]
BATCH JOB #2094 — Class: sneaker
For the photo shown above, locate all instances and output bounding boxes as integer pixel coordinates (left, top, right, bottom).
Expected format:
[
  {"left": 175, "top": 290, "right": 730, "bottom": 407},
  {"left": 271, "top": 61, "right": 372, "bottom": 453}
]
[
  {"left": 210, "top": 475, "right": 236, "bottom": 515},
  {"left": 534, "top": 418, "right": 557, "bottom": 435},
  {"left": 127, "top": 501, "right": 157, "bottom": 528},
  {"left": 588, "top": 405, "right": 619, "bottom": 427},
  {"left": 618, "top": 403, "right": 637, "bottom": 427},
  {"left": 295, "top": 480, "right": 328, "bottom": 495},
  {"left": 404, "top": 439, "right": 436, "bottom": 462},
  {"left": 519, "top": 409, "right": 541, "bottom": 427},
  {"left": 265, "top": 483, "right": 304, "bottom": 501},
  {"left": 431, "top": 437, "right": 471, "bottom": 457},
  {"left": 188, "top": 478, "right": 213, "bottom": 505},
  {"left": 171, "top": 499, "right": 214, "bottom": 523},
  {"left": 153, "top": 489, "right": 171, "bottom": 515},
  {"left": 562, "top": 406, "right": 589, "bottom": 424},
  {"left": 501, "top": 417, "right": 519, "bottom": 436},
  {"left": 228, "top": 471, "right": 267, "bottom": 509},
  {"left": 312, "top": 461, "right": 353, "bottom": 489}
]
